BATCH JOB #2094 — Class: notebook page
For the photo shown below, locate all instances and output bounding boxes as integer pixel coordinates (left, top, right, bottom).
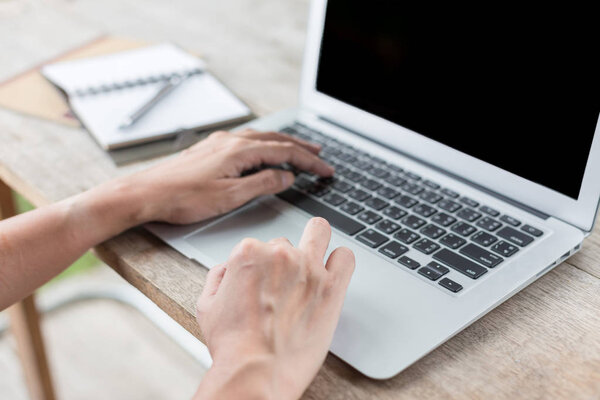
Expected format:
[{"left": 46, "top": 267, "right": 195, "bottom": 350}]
[
  {"left": 69, "top": 73, "right": 251, "bottom": 149},
  {"left": 42, "top": 43, "right": 205, "bottom": 95}
]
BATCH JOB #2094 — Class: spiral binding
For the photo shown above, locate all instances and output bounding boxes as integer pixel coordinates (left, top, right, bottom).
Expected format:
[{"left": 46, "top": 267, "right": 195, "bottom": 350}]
[{"left": 72, "top": 68, "right": 203, "bottom": 97}]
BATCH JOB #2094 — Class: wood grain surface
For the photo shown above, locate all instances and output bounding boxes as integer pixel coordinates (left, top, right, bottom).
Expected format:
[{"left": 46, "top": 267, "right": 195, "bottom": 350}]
[{"left": 0, "top": 0, "right": 599, "bottom": 398}]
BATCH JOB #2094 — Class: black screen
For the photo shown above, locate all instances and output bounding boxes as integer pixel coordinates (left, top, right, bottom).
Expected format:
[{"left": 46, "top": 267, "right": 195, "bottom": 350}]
[{"left": 316, "top": 1, "right": 599, "bottom": 199}]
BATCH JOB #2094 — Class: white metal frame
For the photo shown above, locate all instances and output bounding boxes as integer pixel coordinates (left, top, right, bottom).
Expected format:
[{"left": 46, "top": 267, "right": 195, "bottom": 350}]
[{"left": 299, "top": 0, "right": 600, "bottom": 232}]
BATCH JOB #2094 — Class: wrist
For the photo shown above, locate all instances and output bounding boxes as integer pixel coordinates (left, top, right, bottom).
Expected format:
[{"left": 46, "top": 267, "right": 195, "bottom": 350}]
[
  {"left": 68, "top": 177, "right": 152, "bottom": 243},
  {"left": 195, "top": 356, "right": 278, "bottom": 400}
]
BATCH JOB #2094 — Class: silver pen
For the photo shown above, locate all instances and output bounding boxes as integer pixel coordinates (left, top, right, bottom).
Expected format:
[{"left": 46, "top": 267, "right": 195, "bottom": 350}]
[{"left": 119, "top": 73, "right": 191, "bottom": 130}]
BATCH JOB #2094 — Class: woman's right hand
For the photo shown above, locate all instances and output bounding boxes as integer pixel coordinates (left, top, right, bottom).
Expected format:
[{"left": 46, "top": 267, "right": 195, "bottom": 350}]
[{"left": 195, "top": 217, "right": 355, "bottom": 400}]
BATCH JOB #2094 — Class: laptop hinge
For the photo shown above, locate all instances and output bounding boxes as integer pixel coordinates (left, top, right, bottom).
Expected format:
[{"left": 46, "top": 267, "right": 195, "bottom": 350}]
[{"left": 317, "top": 115, "right": 551, "bottom": 220}]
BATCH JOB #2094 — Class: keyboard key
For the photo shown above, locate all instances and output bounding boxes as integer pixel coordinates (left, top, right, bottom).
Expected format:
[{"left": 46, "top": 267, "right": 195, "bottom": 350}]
[
  {"left": 460, "top": 196, "right": 479, "bottom": 208},
  {"left": 343, "top": 170, "right": 365, "bottom": 182},
  {"left": 413, "top": 203, "right": 437, "bottom": 218},
  {"left": 376, "top": 219, "right": 401, "bottom": 234},
  {"left": 365, "top": 197, "right": 389, "bottom": 211},
  {"left": 354, "top": 160, "right": 371, "bottom": 170},
  {"left": 383, "top": 206, "right": 408, "bottom": 220},
  {"left": 471, "top": 231, "right": 498, "bottom": 247},
  {"left": 438, "top": 199, "right": 462, "bottom": 213},
  {"left": 385, "top": 175, "right": 407, "bottom": 187},
  {"left": 439, "top": 233, "right": 466, "bottom": 249},
  {"left": 401, "top": 182, "right": 424, "bottom": 195},
  {"left": 423, "top": 180, "right": 440, "bottom": 189},
  {"left": 361, "top": 178, "right": 382, "bottom": 191},
  {"left": 451, "top": 221, "right": 477, "bottom": 237},
  {"left": 491, "top": 240, "right": 519, "bottom": 257},
  {"left": 418, "top": 262, "right": 449, "bottom": 281},
  {"left": 431, "top": 212, "right": 457, "bottom": 227},
  {"left": 419, "top": 191, "right": 443, "bottom": 204},
  {"left": 500, "top": 215, "right": 521, "bottom": 227},
  {"left": 420, "top": 224, "right": 446, "bottom": 239},
  {"left": 480, "top": 205, "right": 500, "bottom": 217},
  {"left": 332, "top": 180, "right": 354, "bottom": 193},
  {"left": 476, "top": 216, "right": 502, "bottom": 232},
  {"left": 438, "top": 278, "right": 463, "bottom": 293},
  {"left": 459, "top": 243, "right": 503, "bottom": 268},
  {"left": 308, "top": 185, "right": 330, "bottom": 197},
  {"left": 457, "top": 208, "right": 482, "bottom": 222},
  {"left": 497, "top": 226, "right": 534, "bottom": 247},
  {"left": 394, "top": 228, "right": 420, "bottom": 244},
  {"left": 356, "top": 229, "right": 388, "bottom": 248},
  {"left": 398, "top": 255, "right": 420, "bottom": 269},
  {"left": 377, "top": 186, "right": 400, "bottom": 199},
  {"left": 358, "top": 210, "right": 382, "bottom": 224},
  {"left": 337, "top": 152, "right": 357, "bottom": 163},
  {"left": 369, "top": 167, "right": 390, "bottom": 179},
  {"left": 277, "top": 189, "right": 366, "bottom": 235},
  {"left": 433, "top": 248, "right": 488, "bottom": 279},
  {"left": 404, "top": 171, "right": 421, "bottom": 181},
  {"left": 348, "top": 188, "right": 371, "bottom": 202},
  {"left": 521, "top": 224, "right": 543, "bottom": 237},
  {"left": 323, "top": 192, "right": 346, "bottom": 206},
  {"left": 402, "top": 214, "right": 427, "bottom": 229},
  {"left": 379, "top": 241, "right": 409, "bottom": 259},
  {"left": 294, "top": 175, "right": 314, "bottom": 190},
  {"left": 388, "top": 164, "right": 403, "bottom": 173},
  {"left": 340, "top": 202, "right": 364, "bottom": 215},
  {"left": 413, "top": 238, "right": 441, "bottom": 255},
  {"left": 395, "top": 195, "right": 418, "bottom": 209},
  {"left": 441, "top": 188, "right": 460, "bottom": 198}
]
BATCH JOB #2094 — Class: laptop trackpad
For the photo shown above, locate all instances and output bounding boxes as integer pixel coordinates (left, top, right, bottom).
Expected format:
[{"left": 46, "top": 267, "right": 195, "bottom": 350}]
[{"left": 184, "top": 200, "right": 307, "bottom": 267}]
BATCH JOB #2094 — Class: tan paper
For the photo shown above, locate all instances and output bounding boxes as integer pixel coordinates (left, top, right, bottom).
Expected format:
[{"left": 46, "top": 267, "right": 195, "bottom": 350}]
[{"left": 0, "top": 36, "right": 148, "bottom": 127}]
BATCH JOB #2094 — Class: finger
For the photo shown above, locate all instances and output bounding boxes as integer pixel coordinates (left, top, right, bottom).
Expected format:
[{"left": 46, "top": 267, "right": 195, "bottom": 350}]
[
  {"left": 226, "top": 169, "right": 295, "bottom": 208},
  {"left": 298, "top": 217, "right": 332, "bottom": 262},
  {"left": 268, "top": 237, "right": 293, "bottom": 247},
  {"left": 200, "top": 263, "right": 227, "bottom": 299},
  {"left": 324, "top": 247, "right": 355, "bottom": 288},
  {"left": 244, "top": 141, "right": 334, "bottom": 177},
  {"left": 236, "top": 129, "right": 321, "bottom": 154}
]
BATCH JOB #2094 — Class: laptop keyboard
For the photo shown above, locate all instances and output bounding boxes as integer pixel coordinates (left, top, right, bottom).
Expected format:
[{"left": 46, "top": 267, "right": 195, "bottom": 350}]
[{"left": 276, "top": 122, "right": 544, "bottom": 294}]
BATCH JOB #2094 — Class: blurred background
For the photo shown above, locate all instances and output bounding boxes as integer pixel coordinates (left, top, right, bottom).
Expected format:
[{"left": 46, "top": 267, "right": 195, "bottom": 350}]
[{"left": 0, "top": 0, "right": 308, "bottom": 398}]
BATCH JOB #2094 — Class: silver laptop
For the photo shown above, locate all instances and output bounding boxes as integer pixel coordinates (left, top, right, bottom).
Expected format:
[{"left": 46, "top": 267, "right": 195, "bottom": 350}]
[{"left": 148, "top": 0, "right": 600, "bottom": 378}]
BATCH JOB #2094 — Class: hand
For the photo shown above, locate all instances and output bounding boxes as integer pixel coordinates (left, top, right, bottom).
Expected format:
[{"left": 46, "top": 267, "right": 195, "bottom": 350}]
[
  {"left": 122, "top": 128, "right": 334, "bottom": 225},
  {"left": 195, "top": 218, "right": 355, "bottom": 400}
]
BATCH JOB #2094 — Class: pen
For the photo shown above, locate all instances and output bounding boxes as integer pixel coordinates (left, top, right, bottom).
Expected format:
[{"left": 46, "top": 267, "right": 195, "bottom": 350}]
[{"left": 119, "top": 73, "right": 191, "bottom": 130}]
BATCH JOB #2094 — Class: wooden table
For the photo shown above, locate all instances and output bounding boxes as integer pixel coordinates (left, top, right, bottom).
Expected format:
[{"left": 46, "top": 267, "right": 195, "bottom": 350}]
[{"left": 1, "top": 0, "right": 599, "bottom": 398}]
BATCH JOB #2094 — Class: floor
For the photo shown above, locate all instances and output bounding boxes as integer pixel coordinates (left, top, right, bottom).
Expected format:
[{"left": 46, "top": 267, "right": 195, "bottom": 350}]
[{"left": 0, "top": 266, "right": 208, "bottom": 400}]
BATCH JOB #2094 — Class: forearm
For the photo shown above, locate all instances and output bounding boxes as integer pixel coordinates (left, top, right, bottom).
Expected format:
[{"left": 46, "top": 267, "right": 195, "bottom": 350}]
[{"left": 0, "top": 178, "right": 148, "bottom": 309}]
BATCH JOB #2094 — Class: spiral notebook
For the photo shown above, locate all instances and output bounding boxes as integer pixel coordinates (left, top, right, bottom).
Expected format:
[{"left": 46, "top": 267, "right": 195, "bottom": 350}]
[{"left": 42, "top": 43, "right": 252, "bottom": 149}]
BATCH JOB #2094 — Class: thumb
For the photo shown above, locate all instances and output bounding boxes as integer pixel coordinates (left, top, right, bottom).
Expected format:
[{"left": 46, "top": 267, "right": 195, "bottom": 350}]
[{"left": 230, "top": 169, "right": 295, "bottom": 205}]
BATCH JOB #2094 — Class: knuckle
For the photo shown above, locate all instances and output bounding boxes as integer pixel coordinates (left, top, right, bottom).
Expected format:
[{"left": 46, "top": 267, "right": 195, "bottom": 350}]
[
  {"left": 261, "top": 170, "right": 281, "bottom": 188},
  {"left": 271, "top": 243, "right": 293, "bottom": 264},
  {"left": 212, "top": 130, "right": 229, "bottom": 138},
  {"left": 238, "top": 237, "right": 258, "bottom": 254},
  {"left": 229, "top": 237, "right": 261, "bottom": 264},
  {"left": 230, "top": 138, "right": 249, "bottom": 153}
]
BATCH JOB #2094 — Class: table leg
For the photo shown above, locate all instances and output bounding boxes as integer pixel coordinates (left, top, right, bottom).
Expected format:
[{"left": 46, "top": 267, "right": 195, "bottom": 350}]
[{"left": 1, "top": 180, "right": 56, "bottom": 400}]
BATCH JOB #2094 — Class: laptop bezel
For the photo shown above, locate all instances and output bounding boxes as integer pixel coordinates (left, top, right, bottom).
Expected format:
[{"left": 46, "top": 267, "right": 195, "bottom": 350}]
[{"left": 299, "top": 0, "right": 600, "bottom": 232}]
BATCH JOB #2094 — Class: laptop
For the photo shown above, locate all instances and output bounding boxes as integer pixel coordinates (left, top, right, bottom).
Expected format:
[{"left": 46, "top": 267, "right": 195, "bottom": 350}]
[{"left": 147, "top": 0, "right": 600, "bottom": 379}]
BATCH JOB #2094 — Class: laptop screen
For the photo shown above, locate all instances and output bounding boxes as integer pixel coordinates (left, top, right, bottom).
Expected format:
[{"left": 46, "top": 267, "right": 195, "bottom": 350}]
[{"left": 316, "top": 1, "right": 599, "bottom": 200}]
